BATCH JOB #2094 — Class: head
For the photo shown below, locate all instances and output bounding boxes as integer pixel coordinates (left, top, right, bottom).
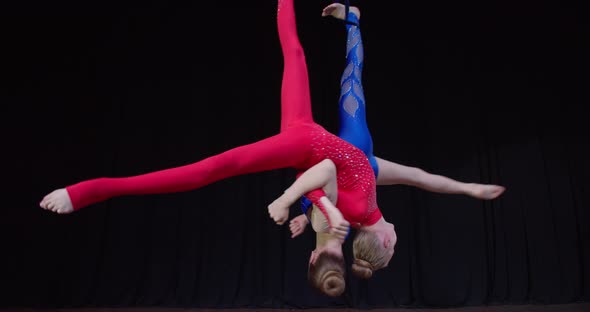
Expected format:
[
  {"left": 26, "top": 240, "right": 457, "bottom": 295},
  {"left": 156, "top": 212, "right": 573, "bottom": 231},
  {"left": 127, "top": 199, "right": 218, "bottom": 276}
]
[
  {"left": 351, "top": 222, "right": 396, "bottom": 279},
  {"left": 308, "top": 246, "right": 346, "bottom": 297}
]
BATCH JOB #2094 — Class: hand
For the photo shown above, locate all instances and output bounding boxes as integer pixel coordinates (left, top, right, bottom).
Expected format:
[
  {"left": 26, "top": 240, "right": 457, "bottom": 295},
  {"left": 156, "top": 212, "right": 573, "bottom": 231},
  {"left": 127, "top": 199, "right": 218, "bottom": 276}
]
[
  {"left": 321, "top": 197, "right": 350, "bottom": 241},
  {"left": 330, "top": 218, "right": 350, "bottom": 242},
  {"left": 289, "top": 214, "right": 309, "bottom": 238},
  {"left": 267, "top": 197, "right": 290, "bottom": 225}
]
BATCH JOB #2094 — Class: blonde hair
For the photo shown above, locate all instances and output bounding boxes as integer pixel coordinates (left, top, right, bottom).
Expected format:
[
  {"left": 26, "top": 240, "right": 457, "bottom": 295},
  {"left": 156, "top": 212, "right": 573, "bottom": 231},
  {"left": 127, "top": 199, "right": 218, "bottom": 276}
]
[
  {"left": 308, "top": 252, "right": 346, "bottom": 297},
  {"left": 352, "top": 230, "right": 391, "bottom": 279}
]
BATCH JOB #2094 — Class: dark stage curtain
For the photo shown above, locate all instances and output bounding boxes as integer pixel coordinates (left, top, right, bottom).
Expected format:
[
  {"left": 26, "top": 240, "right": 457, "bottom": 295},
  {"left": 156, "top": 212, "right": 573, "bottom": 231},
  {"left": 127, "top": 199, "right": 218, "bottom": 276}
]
[{"left": 1, "top": 0, "right": 588, "bottom": 309}]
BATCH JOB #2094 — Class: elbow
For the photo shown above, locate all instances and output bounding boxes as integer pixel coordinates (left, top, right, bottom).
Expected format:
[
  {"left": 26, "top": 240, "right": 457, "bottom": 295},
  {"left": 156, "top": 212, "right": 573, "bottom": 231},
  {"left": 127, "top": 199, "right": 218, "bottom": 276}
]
[{"left": 323, "top": 159, "right": 337, "bottom": 176}]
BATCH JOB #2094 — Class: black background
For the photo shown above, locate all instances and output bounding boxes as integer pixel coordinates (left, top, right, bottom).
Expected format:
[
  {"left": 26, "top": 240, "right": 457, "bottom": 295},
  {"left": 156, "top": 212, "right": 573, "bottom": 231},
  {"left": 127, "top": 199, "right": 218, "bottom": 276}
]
[{"left": 1, "top": 0, "right": 588, "bottom": 308}]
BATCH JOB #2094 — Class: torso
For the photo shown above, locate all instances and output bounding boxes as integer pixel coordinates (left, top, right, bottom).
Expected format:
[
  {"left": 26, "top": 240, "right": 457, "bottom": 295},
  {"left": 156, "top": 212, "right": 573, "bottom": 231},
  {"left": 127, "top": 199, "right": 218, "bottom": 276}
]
[{"left": 305, "top": 124, "right": 380, "bottom": 226}]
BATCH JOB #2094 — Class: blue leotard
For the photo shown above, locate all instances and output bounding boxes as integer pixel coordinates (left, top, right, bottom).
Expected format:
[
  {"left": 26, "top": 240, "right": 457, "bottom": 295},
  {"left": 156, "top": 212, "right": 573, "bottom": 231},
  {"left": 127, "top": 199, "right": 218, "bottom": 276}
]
[{"left": 301, "top": 13, "right": 378, "bottom": 224}]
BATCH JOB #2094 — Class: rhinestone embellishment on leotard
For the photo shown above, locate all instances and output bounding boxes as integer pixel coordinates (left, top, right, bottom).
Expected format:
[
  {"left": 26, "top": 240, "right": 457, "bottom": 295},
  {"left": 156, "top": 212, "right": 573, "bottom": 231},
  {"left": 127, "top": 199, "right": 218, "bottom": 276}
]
[{"left": 308, "top": 125, "right": 378, "bottom": 223}]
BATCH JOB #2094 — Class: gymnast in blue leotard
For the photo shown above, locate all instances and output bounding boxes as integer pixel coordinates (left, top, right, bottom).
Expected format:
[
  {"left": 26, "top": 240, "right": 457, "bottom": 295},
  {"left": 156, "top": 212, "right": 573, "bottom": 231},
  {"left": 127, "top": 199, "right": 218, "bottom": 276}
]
[
  {"left": 277, "top": 2, "right": 506, "bottom": 280},
  {"left": 299, "top": 5, "right": 377, "bottom": 223}
]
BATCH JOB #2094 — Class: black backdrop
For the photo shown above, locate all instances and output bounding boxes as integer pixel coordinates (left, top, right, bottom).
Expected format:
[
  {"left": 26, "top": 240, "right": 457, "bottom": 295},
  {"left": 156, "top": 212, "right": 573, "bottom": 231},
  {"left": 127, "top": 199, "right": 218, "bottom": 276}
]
[{"left": 2, "top": 0, "right": 588, "bottom": 309}]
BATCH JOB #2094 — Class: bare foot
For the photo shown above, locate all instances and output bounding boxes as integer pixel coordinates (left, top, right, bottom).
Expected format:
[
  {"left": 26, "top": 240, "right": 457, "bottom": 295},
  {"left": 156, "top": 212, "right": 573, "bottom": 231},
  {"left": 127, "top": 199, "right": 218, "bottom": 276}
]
[
  {"left": 468, "top": 184, "right": 506, "bottom": 200},
  {"left": 39, "top": 188, "right": 74, "bottom": 214},
  {"left": 321, "top": 3, "right": 360, "bottom": 21}
]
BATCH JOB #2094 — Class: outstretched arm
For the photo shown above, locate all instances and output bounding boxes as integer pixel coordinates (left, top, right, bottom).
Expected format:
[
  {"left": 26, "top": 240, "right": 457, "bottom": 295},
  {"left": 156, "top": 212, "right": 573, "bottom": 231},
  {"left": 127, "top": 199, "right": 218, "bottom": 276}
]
[
  {"left": 268, "top": 159, "right": 349, "bottom": 240},
  {"left": 375, "top": 157, "right": 505, "bottom": 200}
]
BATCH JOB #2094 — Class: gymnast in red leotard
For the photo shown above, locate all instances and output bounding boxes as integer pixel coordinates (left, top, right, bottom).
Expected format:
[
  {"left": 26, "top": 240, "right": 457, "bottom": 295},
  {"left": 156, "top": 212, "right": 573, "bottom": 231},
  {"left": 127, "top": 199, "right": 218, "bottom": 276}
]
[
  {"left": 39, "top": 0, "right": 381, "bottom": 296},
  {"left": 270, "top": 2, "right": 505, "bottom": 286}
]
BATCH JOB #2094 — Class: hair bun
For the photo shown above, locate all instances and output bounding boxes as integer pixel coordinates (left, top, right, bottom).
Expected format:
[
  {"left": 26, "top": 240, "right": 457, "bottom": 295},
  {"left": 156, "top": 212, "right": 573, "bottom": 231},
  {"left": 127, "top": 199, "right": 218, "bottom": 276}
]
[
  {"left": 320, "top": 270, "right": 345, "bottom": 297},
  {"left": 351, "top": 258, "right": 373, "bottom": 279}
]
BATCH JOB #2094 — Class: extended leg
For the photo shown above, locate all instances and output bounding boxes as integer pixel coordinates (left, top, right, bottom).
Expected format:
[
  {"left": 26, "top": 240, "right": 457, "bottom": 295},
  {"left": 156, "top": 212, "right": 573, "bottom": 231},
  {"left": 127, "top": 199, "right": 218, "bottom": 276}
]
[
  {"left": 324, "top": 4, "right": 379, "bottom": 176},
  {"left": 40, "top": 128, "right": 315, "bottom": 213},
  {"left": 278, "top": 0, "right": 315, "bottom": 131},
  {"left": 40, "top": 0, "right": 323, "bottom": 214}
]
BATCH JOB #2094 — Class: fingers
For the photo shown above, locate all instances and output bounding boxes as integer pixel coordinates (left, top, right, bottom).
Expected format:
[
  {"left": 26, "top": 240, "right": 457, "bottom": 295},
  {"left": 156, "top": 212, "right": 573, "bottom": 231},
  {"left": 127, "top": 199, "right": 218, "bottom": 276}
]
[
  {"left": 329, "top": 219, "right": 350, "bottom": 241},
  {"left": 289, "top": 218, "right": 307, "bottom": 238},
  {"left": 335, "top": 219, "right": 349, "bottom": 230},
  {"left": 330, "top": 229, "right": 348, "bottom": 241},
  {"left": 291, "top": 227, "right": 303, "bottom": 238},
  {"left": 330, "top": 228, "right": 348, "bottom": 242},
  {"left": 290, "top": 220, "right": 300, "bottom": 232}
]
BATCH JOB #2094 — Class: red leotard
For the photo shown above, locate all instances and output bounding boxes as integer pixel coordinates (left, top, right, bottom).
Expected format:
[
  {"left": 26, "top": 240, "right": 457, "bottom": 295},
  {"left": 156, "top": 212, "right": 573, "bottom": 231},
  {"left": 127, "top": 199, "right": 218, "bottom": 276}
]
[{"left": 65, "top": 0, "right": 382, "bottom": 227}]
